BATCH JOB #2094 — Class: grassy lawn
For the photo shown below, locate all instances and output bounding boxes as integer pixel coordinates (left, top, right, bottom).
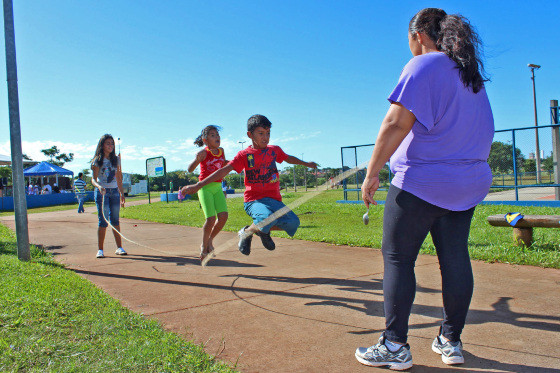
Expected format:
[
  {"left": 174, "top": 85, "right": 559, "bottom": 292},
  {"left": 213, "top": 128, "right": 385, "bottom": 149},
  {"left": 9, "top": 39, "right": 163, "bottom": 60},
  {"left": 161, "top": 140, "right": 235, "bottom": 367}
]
[
  {"left": 0, "top": 225, "right": 236, "bottom": 373},
  {"left": 120, "top": 189, "right": 560, "bottom": 268}
]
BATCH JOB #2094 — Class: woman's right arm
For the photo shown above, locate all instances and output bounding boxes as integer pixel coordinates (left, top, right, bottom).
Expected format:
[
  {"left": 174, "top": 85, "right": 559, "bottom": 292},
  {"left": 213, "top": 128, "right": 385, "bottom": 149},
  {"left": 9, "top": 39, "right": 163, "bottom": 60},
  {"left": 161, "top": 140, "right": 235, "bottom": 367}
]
[
  {"left": 91, "top": 166, "right": 106, "bottom": 195},
  {"left": 188, "top": 150, "right": 206, "bottom": 173},
  {"left": 362, "top": 102, "right": 416, "bottom": 207}
]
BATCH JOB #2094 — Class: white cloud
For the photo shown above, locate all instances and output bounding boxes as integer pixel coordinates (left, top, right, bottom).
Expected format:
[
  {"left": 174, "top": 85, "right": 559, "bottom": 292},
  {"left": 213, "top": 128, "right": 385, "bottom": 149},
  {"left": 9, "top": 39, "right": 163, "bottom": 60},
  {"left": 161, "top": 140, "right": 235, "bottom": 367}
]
[
  {"left": 273, "top": 131, "right": 321, "bottom": 144},
  {"left": 0, "top": 134, "right": 259, "bottom": 174}
]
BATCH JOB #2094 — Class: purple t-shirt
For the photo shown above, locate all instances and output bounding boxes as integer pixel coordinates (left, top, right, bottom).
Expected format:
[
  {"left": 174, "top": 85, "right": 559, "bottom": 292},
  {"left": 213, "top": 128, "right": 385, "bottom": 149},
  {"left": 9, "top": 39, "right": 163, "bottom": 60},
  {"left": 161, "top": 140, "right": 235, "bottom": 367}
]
[{"left": 388, "top": 52, "right": 494, "bottom": 211}]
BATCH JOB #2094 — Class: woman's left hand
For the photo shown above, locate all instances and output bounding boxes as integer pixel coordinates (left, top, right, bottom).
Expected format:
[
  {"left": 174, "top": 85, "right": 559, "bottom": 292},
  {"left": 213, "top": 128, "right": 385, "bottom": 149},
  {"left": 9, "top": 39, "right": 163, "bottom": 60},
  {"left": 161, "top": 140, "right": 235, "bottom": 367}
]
[
  {"left": 361, "top": 174, "right": 379, "bottom": 208},
  {"left": 120, "top": 193, "right": 125, "bottom": 207}
]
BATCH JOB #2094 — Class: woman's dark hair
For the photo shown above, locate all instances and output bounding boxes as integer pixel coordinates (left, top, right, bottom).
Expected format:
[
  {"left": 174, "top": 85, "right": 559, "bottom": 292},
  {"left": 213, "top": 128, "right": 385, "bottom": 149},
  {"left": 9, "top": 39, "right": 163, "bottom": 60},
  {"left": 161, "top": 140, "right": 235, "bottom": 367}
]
[
  {"left": 92, "top": 134, "right": 118, "bottom": 168},
  {"left": 247, "top": 114, "right": 272, "bottom": 133},
  {"left": 194, "top": 125, "right": 220, "bottom": 147},
  {"left": 409, "top": 8, "right": 488, "bottom": 93}
]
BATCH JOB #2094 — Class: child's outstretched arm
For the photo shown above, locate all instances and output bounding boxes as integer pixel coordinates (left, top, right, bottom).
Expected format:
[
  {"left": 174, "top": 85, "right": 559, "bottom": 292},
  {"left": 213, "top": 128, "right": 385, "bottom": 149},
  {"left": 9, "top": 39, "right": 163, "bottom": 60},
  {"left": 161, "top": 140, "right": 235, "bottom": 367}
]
[
  {"left": 285, "top": 155, "right": 318, "bottom": 169},
  {"left": 187, "top": 150, "right": 207, "bottom": 173},
  {"left": 182, "top": 164, "right": 235, "bottom": 195}
]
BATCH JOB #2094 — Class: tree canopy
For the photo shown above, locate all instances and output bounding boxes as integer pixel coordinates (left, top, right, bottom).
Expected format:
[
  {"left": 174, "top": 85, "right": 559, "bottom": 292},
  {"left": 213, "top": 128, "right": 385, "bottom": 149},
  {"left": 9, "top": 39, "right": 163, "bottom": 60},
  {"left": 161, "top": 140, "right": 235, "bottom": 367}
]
[{"left": 40, "top": 146, "right": 74, "bottom": 166}]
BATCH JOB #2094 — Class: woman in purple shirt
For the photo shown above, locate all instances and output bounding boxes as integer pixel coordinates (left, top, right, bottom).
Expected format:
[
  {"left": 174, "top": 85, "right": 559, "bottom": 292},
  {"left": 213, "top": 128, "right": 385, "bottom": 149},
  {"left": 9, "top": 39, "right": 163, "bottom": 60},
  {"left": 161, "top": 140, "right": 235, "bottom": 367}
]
[{"left": 355, "top": 8, "right": 493, "bottom": 370}]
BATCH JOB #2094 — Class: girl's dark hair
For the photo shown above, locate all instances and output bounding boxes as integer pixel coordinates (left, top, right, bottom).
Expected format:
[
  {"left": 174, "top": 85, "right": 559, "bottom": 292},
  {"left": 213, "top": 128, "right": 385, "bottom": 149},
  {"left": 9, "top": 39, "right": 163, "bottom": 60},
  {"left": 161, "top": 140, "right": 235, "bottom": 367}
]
[
  {"left": 409, "top": 8, "right": 488, "bottom": 93},
  {"left": 247, "top": 114, "right": 272, "bottom": 133},
  {"left": 194, "top": 125, "right": 220, "bottom": 147},
  {"left": 92, "top": 134, "right": 118, "bottom": 168}
]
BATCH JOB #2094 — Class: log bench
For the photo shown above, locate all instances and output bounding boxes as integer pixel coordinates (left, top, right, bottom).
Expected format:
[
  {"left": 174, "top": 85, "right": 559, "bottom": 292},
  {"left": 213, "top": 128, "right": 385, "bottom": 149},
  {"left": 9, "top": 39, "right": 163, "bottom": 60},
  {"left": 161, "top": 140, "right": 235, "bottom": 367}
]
[{"left": 487, "top": 215, "right": 560, "bottom": 246}]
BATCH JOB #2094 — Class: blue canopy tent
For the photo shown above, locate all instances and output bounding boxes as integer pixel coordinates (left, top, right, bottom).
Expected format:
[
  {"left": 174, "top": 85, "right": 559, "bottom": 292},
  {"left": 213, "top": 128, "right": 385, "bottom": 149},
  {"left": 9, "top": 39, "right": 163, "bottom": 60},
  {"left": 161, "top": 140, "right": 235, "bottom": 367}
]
[
  {"left": 1, "top": 162, "right": 82, "bottom": 211},
  {"left": 23, "top": 161, "right": 73, "bottom": 177},
  {"left": 23, "top": 161, "right": 74, "bottom": 191}
]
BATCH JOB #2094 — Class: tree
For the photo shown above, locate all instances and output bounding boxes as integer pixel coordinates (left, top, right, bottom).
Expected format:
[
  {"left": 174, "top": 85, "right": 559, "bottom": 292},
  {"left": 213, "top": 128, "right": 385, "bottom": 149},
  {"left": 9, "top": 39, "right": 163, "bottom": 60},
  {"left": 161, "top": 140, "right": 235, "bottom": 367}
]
[
  {"left": 40, "top": 145, "right": 74, "bottom": 166},
  {"left": 542, "top": 155, "right": 554, "bottom": 171},
  {"left": 487, "top": 141, "right": 524, "bottom": 174},
  {"left": 0, "top": 165, "right": 11, "bottom": 180},
  {"left": 522, "top": 159, "right": 536, "bottom": 173}
]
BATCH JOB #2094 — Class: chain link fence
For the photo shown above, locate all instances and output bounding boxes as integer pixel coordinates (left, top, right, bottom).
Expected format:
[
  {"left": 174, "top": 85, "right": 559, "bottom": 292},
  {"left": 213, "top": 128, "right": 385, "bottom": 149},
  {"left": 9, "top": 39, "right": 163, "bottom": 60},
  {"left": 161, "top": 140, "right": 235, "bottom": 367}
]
[{"left": 340, "top": 103, "right": 560, "bottom": 202}]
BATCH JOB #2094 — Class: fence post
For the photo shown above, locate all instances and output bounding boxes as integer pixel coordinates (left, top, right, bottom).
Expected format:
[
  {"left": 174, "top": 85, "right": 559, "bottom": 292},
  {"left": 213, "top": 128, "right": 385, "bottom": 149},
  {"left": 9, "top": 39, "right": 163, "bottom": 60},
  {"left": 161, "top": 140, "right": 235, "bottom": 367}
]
[{"left": 551, "top": 99, "right": 560, "bottom": 199}]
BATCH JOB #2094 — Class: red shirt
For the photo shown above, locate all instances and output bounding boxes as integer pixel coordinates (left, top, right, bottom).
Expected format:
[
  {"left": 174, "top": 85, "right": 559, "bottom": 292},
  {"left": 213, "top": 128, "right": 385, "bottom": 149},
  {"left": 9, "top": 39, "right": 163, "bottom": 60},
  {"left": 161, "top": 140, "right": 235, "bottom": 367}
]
[
  {"left": 229, "top": 145, "right": 288, "bottom": 202},
  {"left": 199, "top": 147, "right": 226, "bottom": 182}
]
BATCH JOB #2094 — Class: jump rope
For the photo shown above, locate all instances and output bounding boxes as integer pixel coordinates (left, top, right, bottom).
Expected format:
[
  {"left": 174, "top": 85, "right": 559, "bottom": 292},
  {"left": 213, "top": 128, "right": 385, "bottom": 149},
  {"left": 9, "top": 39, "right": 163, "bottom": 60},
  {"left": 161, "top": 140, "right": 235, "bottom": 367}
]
[{"left": 100, "top": 161, "right": 369, "bottom": 267}]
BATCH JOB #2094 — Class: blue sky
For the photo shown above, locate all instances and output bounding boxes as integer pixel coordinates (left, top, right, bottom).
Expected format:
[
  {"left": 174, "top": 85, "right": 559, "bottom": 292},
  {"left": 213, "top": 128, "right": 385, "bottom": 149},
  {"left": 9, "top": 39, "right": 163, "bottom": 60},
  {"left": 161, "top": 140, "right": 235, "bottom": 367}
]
[{"left": 0, "top": 1, "right": 559, "bottom": 175}]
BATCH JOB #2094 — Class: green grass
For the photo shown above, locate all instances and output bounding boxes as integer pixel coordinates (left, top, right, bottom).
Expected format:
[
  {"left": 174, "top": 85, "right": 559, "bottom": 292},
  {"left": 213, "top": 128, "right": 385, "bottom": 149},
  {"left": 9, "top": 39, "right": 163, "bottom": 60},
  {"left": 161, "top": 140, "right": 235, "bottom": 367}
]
[
  {"left": 0, "top": 202, "right": 96, "bottom": 217},
  {"left": 0, "top": 225, "right": 236, "bottom": 373},
  {"left": 120, "top": 189, "right": 560, "bottom": 269},
  {"left": 0, "top": 192, "right": 158, "bottom": 217}
]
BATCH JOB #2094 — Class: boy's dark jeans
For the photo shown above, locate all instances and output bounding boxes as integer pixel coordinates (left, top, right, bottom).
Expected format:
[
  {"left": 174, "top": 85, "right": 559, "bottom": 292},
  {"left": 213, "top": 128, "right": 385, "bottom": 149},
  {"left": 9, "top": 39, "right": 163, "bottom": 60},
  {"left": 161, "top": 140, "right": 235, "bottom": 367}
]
[{"left": 382, "top": 185, "right": 475, "bottom": 344}]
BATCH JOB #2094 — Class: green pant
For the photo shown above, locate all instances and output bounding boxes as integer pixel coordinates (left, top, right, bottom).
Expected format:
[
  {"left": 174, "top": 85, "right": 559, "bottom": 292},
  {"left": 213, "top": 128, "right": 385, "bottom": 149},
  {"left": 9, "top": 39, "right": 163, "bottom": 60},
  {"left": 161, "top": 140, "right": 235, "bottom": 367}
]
[{"left": 197, "top": 182, "right": 228, "bottom": 218}]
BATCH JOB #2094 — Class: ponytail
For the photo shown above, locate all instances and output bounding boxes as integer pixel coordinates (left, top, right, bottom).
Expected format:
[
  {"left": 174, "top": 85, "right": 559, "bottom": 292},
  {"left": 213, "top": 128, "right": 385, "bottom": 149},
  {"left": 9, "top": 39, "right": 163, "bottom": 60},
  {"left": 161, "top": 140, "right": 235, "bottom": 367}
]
[
  {"left": 409, "top": 8, "right": 488, "bottom": 93},
  {"left": 193, "top": 125, "right": 221, "bottom": 147},
  {"left": 193, "top": 134, "right": 204, "bottom": 147}
]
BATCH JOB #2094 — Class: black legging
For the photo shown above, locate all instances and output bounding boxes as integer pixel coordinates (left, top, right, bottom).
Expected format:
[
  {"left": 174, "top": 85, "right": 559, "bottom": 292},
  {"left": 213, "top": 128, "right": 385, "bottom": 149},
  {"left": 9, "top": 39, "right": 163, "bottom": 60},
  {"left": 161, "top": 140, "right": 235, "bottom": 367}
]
[{"left": 382, "top": 185, "right": 475, "bottom": 344}]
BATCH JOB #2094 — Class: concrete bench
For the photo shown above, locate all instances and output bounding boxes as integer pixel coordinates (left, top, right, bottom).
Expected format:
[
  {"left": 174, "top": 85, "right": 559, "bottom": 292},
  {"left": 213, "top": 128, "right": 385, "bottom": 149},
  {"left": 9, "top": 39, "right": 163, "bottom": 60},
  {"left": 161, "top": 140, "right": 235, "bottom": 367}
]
[{"left": 487, "top": 214, "right": 560, "bottom": 246}]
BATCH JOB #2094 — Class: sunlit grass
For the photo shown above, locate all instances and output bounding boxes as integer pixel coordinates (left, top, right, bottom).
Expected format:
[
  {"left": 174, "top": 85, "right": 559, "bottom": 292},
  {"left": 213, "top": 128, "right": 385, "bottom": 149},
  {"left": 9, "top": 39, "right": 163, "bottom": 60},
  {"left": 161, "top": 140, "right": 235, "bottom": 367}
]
[
  {"left": 121, "top": 189, "right": 560, "bottom": 268},
  {"left": 0, "top": 225, "right": 236, "bottom": 373}
]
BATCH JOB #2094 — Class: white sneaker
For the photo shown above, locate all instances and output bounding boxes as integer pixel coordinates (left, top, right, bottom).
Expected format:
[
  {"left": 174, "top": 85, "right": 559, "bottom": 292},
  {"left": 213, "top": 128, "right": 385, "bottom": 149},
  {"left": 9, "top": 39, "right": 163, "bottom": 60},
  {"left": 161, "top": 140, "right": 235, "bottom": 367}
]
[
  {"left": 432, "top": 335, "right": 464, "bottom": 365},
  {"left": 96, "top": 250, "right": 105, "bottom": 258},
  {"left": 115, "top": 247, "right": 127, "bottom": 255},
  {"left": 355, "top": 334, "right": 413, "bottom": 370}
]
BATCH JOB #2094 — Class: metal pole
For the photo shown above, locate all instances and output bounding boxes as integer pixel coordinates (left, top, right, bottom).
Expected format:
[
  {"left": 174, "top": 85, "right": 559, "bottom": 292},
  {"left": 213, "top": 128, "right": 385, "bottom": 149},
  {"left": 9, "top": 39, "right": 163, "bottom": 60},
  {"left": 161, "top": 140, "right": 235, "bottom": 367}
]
[
  {"left": 551, "top": 99, "right": 560, "bottom": 199},
  {"left": 164, "top": 158, "right": 168, "bottom": 203},
  {"left": 145, "top": 159, "right": 150, "bottom": 204},
  {"left": 512, "top": 130, "right": 519, "bottom": 201},
  {"left": 293, "top": 165, "right": 296, "bottom": 192},
  {"left": 341, "top": 147, "right": 346, "bottom": 200},
  {"left": 530, "top": 66, "right": 542, "bottom": 183},
  {"left": 302, "top": 153, "right": 307, "bottom": 191},
  {"left": 3, "top": 0, "right": 29, "bottom": 260},
  {"left": 238, "top": 141, "right": 245, "bottom": 191}
]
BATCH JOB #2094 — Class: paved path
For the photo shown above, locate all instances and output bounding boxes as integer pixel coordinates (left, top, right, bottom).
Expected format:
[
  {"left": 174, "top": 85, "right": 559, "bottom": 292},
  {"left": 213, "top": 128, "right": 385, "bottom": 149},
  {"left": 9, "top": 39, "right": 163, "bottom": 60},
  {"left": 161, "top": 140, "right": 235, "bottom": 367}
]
[
  {"left": 2, "top": 205, "right": 560, "bottom": 372},
  {"left": 484, "top": 187, "right": 557, "bottom": 201}
]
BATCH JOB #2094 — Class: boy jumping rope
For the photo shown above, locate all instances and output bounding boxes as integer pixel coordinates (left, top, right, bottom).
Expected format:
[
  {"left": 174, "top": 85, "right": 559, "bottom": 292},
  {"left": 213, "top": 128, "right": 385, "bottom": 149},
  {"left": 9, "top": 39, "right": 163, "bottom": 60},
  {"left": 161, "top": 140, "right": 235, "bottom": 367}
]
[{"left": 182, "top": 114, "right": 318, "bottom": 255}]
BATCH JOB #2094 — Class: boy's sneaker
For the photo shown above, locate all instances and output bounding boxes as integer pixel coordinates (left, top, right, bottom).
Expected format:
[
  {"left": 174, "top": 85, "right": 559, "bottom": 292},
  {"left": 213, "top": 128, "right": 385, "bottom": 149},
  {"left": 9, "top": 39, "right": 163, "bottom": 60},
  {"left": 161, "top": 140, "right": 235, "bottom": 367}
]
[
  {"left": 432, "top": 335, "right": 464, "bottom": 365},
  {"left": 255, "top": 230, "right": 275, "bottom": 250},
  {"left": 238, "top": 226, "right": 253, "bottom": 255},
  {"left": 355, "top": 334, "right": 413, "bottom": 370},
  {"left": 96, "top": 250, "right": 105, "bottom": 258},
  {"left": 115, "top": 247, "right": 127, "bottom": 255}
]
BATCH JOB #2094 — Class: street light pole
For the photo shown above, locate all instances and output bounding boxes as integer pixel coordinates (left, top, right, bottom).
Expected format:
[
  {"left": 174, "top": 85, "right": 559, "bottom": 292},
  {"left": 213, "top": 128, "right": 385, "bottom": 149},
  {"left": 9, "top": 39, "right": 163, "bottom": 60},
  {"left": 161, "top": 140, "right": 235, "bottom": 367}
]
[
  {"left": 238, "top": 141, "right": 246, "bottom": 189},
  {"left": 3, "top": 0, "right": 29, "bottom": 261},
  {"left": 302, "top": 153, "right": 307, "bottom": 191},
  {"left": 529, "top": 63, "right": 542, "bottom": 184}
]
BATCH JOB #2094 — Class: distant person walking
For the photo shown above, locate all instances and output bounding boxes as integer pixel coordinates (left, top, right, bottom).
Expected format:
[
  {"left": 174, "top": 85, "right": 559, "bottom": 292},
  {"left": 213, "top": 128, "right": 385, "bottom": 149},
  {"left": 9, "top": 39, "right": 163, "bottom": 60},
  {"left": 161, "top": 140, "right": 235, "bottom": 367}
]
[
  {"left": 91, "top": 134, "right": 126, "bottom": 259},
  {"left": 74, "top": 172, "right": 87, "bottom": 213},
  {"left": 355, "top": 8, "right": 494, "bottom": 370}
]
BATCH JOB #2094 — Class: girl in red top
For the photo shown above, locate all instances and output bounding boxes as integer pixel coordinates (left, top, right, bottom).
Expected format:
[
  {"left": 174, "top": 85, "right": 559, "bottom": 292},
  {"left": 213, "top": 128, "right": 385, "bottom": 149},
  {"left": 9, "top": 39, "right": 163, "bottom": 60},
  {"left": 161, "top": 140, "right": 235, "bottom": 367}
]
[{"left": 185, "top": 125, "right": 228, "bottom": 262}]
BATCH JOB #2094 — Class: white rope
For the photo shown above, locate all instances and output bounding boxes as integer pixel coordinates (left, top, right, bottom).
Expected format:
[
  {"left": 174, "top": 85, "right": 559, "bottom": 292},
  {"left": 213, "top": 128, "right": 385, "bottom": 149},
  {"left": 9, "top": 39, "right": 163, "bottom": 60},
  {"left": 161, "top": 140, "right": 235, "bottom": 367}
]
[
  {"left": 100, "top": 193, "right": 181, "bottom": 257},
  {"left": 98, "top": 161, "right": 367, "bottom": 266},
  {"left": 200, "top": 162, "right": 367, "bottom": 266}
]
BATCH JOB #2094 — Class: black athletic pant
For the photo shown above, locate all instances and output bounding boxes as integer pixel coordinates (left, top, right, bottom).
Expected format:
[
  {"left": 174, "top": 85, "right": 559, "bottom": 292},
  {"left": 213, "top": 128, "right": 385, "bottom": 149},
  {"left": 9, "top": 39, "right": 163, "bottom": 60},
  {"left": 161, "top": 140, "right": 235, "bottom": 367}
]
[{"left": 382, "top": 185, "right": 475, "bottom": 344}]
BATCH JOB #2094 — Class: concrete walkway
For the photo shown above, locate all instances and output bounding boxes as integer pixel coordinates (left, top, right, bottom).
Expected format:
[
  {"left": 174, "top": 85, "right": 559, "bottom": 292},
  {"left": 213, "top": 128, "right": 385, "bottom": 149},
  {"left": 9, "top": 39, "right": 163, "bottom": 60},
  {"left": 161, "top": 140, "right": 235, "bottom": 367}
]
[
  {"left": 1, "top": 204, "right": 559, "bottom": 372},
  {"left": 484, "top": 187, "right": 557, "bottom": 201}
]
